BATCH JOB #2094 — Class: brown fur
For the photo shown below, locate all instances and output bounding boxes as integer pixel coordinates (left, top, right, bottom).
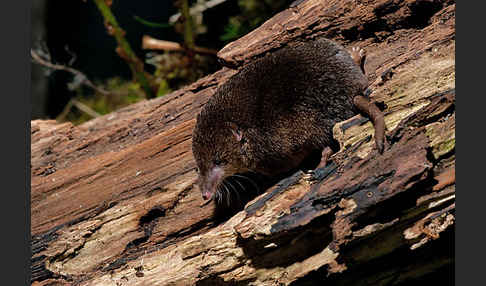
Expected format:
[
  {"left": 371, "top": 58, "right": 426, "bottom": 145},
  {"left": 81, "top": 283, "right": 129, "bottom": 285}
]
[{"left": 192, "top": 38, "right": 370, "bottom": 199}]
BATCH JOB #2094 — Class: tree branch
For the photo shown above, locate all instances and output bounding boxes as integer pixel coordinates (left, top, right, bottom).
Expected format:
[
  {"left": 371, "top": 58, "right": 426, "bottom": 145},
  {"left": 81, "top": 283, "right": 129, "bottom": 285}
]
[
  {"left": 30, "top": 48, "right": 110, "bottom": 96},
  {"left": 92, "top": 0, "right": 156, "bottom": 98},
  {"left": 142, "top": 35, "right": 217, "bottom": 56}
]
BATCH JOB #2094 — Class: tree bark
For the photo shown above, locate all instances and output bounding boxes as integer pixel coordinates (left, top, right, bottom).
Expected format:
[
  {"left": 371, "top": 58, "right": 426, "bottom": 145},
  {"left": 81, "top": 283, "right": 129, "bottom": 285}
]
[{"left": 31, "top": 0, "right": 455, "bottom": 285}]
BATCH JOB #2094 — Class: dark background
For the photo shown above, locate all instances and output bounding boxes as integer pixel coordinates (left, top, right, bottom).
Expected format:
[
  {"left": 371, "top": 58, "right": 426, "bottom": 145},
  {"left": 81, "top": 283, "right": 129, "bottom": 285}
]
[{"left": 31, "top": 0, "right": 244, "bottom": 119}]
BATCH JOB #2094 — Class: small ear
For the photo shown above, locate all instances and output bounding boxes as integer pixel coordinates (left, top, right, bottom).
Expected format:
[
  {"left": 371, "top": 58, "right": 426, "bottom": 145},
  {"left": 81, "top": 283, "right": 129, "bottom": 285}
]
[{"left": 227, "top": 122, "right": 243, "bottom": 142}]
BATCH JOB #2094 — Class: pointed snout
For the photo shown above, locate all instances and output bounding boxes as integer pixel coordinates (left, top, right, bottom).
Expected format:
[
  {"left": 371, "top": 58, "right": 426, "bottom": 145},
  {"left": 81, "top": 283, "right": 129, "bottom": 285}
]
[
  {"left": 202, "top": 190, "right": 212, "bottom": 200},
  {"left": 199, "top": 166, "right": 225, "bottom": 201}
]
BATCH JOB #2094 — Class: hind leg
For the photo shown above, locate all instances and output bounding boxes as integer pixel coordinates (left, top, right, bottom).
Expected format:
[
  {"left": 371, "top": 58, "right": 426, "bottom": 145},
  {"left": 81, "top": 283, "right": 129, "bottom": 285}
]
[
  {"left": 350, "top": 46, "right": 367, "bottom": 74},
  {"left": 350, "top": 46, "right": 386, "bottom": 153},
  {"left": 353, "top": 95, "right": 385, "bottom": 154}
]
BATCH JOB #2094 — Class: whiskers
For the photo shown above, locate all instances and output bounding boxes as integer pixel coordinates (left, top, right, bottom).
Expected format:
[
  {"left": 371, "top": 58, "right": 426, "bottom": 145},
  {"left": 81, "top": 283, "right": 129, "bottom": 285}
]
[
  {"left": 211, "top": 172, "right": 272, "bottom": 222},
  {"left": 214, "top": 173, "right": 262, "bottom": 208},
  {"left": 231, "top": 174, "right": 260, "bottom": 194},
  {"left": 214, "top": 186, "right": 223, "bottom": 205}
]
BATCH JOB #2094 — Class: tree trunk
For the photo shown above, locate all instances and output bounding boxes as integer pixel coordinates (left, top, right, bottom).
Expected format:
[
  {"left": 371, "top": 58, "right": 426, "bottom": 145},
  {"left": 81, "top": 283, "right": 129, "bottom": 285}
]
[{"left": 31, "top": 0, "right": 455, "bottom": 285}]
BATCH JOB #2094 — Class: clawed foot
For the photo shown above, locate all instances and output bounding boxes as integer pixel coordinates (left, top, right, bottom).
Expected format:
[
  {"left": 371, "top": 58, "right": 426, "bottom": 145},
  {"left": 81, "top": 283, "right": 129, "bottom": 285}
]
[
  {"left": 303, "top": 146, "right": 334, "bottom": 177},
  {"left": 350, "top": 46, "right": 367, "bottom": 74},
  {"left": 317, "top": 147, "right": 334, "bottom": 169}
]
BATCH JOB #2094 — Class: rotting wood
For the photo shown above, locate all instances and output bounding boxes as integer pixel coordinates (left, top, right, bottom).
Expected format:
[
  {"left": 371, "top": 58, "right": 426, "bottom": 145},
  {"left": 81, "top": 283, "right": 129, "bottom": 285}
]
[{"left": 31, "top": 0, "right": 455, "bottom": 285}]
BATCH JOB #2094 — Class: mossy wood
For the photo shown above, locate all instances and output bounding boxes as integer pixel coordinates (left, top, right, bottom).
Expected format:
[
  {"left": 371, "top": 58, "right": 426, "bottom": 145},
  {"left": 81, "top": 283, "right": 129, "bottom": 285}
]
[{"left": 31, "top": 0, "right": 455, "bottom": 285}]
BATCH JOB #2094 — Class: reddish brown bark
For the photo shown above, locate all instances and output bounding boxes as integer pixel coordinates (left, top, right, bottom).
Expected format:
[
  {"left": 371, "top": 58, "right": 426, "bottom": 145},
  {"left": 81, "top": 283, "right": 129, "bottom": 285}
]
[{"left": 31, "top": 0, "right": 455, "bottom": 285}]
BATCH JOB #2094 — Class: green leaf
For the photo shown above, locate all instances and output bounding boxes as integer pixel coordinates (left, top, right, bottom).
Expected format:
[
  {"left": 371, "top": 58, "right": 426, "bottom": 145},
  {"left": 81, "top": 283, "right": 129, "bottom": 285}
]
[{"left": 133, "top": 15, "right": 172, "bottom": 28}]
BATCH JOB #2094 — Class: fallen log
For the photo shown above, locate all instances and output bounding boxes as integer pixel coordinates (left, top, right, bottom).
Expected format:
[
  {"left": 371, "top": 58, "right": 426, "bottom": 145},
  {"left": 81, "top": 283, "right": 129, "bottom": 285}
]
[{"left": 31, "top": 0, "right": 455, "bottom": 285}]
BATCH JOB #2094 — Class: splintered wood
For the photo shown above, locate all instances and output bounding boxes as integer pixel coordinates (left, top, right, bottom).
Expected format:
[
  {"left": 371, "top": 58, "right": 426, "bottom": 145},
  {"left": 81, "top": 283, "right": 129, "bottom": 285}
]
[{"left": 31, "top": 0, "right": 455, "bottom": 285}]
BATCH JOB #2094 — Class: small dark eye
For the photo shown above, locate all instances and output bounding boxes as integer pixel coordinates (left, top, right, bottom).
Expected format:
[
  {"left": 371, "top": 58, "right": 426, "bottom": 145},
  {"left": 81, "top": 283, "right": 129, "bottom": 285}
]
[
  {"left": 214, "top": 158, "right": 225, "bottom": 166},
  {"left": 195, "top": 167, "right": 199, "bottom": 173}
]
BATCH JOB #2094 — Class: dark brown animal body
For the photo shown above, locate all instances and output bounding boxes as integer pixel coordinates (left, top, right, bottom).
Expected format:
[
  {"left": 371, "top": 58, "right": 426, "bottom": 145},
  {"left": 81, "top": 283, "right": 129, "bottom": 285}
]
[{"left": 192, "top": 38, "right": 384, "bottom": 201}]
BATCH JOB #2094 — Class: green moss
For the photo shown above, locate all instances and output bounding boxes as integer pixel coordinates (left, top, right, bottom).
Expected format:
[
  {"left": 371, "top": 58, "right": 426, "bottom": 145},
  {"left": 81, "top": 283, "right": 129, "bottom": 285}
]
[
  {"left": 425, "top": 119, "right": 455, "bottom": 159},
  {"left": 148, "top": 52, "right": 218, "bottom": 92},
  {"left": 433, "top": 138, "right": 455, "bottom": 158},
  {"left": 59, "top": 77, "right": 146, "bottom": 125},
  {"left": 220, "top": 0, "right": 294, "bottom": 43},
  {"left": 157, "top": 79, "right": 171, "bottom": 97}
]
